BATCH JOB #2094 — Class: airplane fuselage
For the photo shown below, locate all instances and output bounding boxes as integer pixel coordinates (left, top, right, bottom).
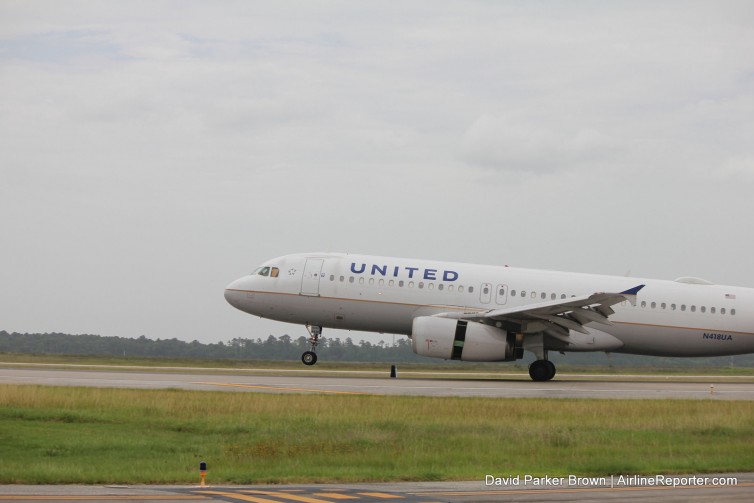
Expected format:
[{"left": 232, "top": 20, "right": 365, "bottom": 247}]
[{"left": 225, "top": 253, "right": 754, "bottom": 361}]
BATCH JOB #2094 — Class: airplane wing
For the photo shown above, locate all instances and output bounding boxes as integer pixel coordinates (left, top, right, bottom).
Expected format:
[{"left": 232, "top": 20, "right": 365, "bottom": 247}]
[{"left": 438, "top": 285, "right": 644, "bottom": 343}]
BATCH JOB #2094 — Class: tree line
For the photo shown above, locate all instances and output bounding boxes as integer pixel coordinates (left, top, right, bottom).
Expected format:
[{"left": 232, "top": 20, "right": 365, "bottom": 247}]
[
  {"left": 1, "top": 330, "right": 752, "bottom": 367},
  {"left": 0, "top": 330, "right": 427, "bottom": 362}
]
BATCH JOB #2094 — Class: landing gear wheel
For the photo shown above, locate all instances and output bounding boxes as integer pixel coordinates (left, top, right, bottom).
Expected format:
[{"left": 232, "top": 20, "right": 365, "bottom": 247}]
[
  {"left": 301, "top": 325, "right": 322, "bottom": 366},
  {"left": 544, "top": 360, "right": 556, "bottom": 380},
  {"left": 529, "top": 360, "right": 556, "bottom": 381},
  {"left": 301, "top": 351, "right": 317, "bottom": 366}
]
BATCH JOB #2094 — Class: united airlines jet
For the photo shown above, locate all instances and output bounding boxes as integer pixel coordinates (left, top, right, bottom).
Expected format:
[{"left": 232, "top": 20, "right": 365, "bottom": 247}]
[{"left": 224, "top": 253, "right": 754, "bottom": 381}]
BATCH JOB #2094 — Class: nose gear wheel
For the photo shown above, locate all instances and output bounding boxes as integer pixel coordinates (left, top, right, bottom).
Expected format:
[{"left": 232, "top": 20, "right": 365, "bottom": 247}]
[{"left": 301, "top": 325, "right": 322, "bottom": 366}]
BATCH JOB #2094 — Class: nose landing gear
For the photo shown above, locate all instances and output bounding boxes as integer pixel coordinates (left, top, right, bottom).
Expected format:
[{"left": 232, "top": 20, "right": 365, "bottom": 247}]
[
  {"left": 301, "top": 351, "right": 317, "bottom": 365},
  {"left": 301, "top": 325, "right": 322, "bottom": 366}
]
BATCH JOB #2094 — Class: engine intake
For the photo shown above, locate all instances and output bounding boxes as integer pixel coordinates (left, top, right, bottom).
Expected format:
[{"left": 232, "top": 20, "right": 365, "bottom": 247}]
[{"left": 411, "top": 316, "right": 517, "bottom": 361}]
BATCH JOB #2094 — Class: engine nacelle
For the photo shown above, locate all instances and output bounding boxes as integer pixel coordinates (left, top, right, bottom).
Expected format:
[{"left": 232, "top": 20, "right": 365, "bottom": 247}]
[{"left": 411, "top": 316, "right": 517, "bottom": 362}]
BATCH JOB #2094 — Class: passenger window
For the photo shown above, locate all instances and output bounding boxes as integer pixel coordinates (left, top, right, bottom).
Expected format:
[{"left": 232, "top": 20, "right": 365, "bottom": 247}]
[
  {"left": 671, "top": 304, "right": 676, "bottom": 310},
  {"left": 330, "top": 275, "right": 335, "bottom": 281},
  {"left": 349, "top": 276, "right": 354, "bottom": 283},
  {"left": 681, "top": 305, "right": 686, "bottom": 311},
  {"left": 359, "top": 277, "right": 364, "bottom": 285},
  {"left": 651, "top": 302, "right": 656, "bottom": 309},
  {"left": 641, "top": 301, "right": 646, "bottom": 308},
  {"left": 691, "top": 305, "right": 696, "bottom": 312},
  {"left": 438, "top": 284, "right": 444, "bottom": 291},
  {"left": 340, "top": 275, "right": 344, "bottom": 282},
  {"left": 500, "top": 287, "right": 506, "bottom": 296},
  {"left": 732, "top": 309, "right": 736, "bottom": 315},
  {"left": 389, "top": 280, "right": 394, "bottom": 287},
  {"left": 418, "top": 282, "right": 424, "bottom": 289},
  {"left": 409, "top": 281, "right": 414, "bottom": 288},
  {"left": 448, "top": 285, "right": 454, "bottom": 292},
  {"left": 369, "top": 278, "right": 374, "bottom": 285},
  {"left": 561, "top": 294, "right": 566, "bottom": 299},
  {"left": 428, "top": 283, "right": 435, "bottom": 290},
  {"left": 551, "top": 293, "right": 556, "bottom": 300},
  {"left": 701, "top": 306, "right": 706, "bottom": 313},
  {"left": 541, "top": 292, "right": 546, "bottom": 299},
  {"left": 531, "top": 292, "right": 536, "bottom": 299},
  {"left": 399, "top": 280, "right": 404, "bottom": 287},
  {"left": 379, "top": 279, "right": 385, "bottom": 286},
  {"left": 458, "top": 286, "right": 464, "bottom": 293},
  {"left": 469, "top": 286, "right": 474, "bottom": 293},
  {"left": 521, "top": 291, "right": 526, "bottom": 297},
  {"left": 711, "top": 307, "right": 716, "bottom": 314},
  {"left": 721, "top": 308, "right": 726, "bottom": 314},
  {"left": 511, "top": 290, "right": 516, "bottom": 296},
  {"left": 661, "top": 303, "right": 666, "bottom": 309},
  {"left": 483, "top": 286, "right": 490, "bottom": 294},
  {"left": 271, "top": 267, "right": 279, "bottom": 278}
]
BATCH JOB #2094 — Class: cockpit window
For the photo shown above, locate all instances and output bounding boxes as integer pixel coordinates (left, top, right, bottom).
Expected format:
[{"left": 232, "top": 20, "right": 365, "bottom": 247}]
[{"left": 252, "top": 266, "right": 279, "bottom": 277}]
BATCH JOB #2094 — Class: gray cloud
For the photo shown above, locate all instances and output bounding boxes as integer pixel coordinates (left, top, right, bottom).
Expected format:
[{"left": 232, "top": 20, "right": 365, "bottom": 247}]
[
  {"left": 1, "top": 1, "right": 754, "bottom": 344},
  {"left": 460, "top": 114, "right": 621, "bottom": 173}
]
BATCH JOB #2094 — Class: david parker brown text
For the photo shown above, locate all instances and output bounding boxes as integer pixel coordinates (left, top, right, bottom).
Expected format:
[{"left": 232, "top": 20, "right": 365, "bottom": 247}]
[{"left": 485, "top": 474, "right": 739, "bottom": 488}]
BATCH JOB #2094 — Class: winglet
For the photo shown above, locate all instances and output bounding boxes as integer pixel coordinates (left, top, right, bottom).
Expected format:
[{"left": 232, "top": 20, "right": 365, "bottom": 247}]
[
  {"left": 620, "top": 284, "right": 645, "bottom": 306},
  {"left": 621, "top": 284, "right": 645, "bottom": 296}
]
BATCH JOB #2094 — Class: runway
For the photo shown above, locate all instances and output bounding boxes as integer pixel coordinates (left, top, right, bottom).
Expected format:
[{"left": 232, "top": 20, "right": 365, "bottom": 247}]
[
  {"left": 2, "top": 477, "right": 754, "bottom": 502},
  {"left": 1, "top": 364, "right": 754, "bottom": 399}
]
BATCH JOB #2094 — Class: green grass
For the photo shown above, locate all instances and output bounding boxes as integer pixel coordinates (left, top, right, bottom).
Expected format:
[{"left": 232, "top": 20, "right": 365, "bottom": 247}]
[{"left": 2, "top": 384, "right": 754, "bottom": 484}]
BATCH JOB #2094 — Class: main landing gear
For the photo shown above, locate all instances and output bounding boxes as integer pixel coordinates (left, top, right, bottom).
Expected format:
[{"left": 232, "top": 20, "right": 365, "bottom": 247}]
[
  {"left": 529, "top": 359, "right": 556, "bottom": 381},
  {"left": 301, "top": 325, "right": 322, "bottom": 366}
]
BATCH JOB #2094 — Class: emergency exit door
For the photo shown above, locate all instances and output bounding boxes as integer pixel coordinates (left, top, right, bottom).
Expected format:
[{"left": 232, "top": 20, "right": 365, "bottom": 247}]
[{"left": 300, "top": 258, "right": 324, "bottom": 296}]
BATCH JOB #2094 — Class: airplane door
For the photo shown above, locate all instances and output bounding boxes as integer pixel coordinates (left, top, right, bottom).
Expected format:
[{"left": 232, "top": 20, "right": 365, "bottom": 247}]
[
  {"left": 300, "top": 259, "right": 324, "bottom": 296},
  {"left": 480, "top": 283, "right": 492, "bottom": 304},
  {"left": 495, "top": 284, "right": 508, "bottom": 305}
]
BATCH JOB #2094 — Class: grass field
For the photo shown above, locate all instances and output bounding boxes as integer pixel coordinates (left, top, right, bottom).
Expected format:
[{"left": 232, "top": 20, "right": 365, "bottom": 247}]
[{"left": 2, "top": 383, "right": 754, "bottom": 484}]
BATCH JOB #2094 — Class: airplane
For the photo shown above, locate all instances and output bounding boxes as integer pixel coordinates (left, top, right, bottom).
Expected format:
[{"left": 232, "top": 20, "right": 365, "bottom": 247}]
[{"left": 224, "top": 252, "right": 754, "bottom": 381}]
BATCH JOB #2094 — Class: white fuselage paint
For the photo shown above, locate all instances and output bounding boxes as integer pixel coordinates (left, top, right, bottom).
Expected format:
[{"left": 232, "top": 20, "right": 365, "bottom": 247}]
[{"left": 224, "top": 253, "right": 754, "bottom": 358}]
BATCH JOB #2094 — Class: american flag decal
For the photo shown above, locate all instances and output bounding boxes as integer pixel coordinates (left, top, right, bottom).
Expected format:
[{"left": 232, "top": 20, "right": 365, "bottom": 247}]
[{"left": 725, "top": 293, "right": 736, "bottom": 300}]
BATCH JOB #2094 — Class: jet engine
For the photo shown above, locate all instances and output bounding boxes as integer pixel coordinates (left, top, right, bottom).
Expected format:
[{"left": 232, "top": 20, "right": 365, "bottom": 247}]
[{"left": 411, "top": 316, "right": 518, "bottom": 361}]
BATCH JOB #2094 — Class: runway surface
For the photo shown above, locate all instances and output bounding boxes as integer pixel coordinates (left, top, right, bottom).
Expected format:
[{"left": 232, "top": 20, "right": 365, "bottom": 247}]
[
  {"left": 2, "top": 477, "right": 753, "bottom": 502},
  {"left": 1, "top": 364, "right": 754, "bottom": 399}
]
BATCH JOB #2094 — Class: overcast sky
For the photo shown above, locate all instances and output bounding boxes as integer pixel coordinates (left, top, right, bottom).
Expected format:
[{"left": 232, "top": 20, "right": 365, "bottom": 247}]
[{"left": 2, "top": 1, "right": 753, "bottom": 345}]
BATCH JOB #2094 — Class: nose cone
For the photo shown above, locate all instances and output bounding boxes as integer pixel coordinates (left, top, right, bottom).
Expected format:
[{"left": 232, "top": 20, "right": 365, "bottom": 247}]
[{"left": 224, "top": 277, "right": 248, "bottom": 311}]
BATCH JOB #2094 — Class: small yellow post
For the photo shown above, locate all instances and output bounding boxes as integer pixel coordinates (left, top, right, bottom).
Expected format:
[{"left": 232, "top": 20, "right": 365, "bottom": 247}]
[{"left": 200, "top": 461, "right": 207, "bottom": 487}]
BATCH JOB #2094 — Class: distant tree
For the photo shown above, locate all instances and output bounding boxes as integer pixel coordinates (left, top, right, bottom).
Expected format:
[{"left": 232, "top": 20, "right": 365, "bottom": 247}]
[{"left": 2, "top": 330, "right": 754, "bottom": 367}]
